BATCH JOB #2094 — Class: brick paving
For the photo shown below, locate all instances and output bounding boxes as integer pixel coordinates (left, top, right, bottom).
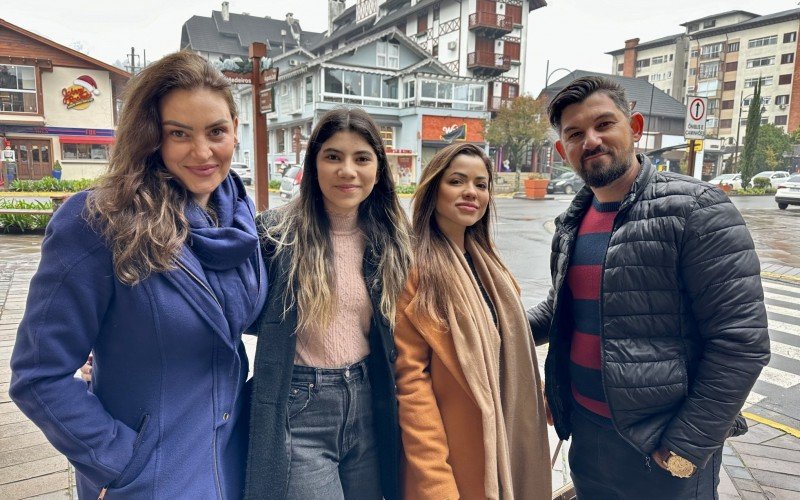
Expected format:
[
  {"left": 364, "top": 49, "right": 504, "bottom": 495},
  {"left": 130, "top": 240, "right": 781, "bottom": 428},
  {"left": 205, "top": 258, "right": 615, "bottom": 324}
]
[{"left": 1, "top": 231, "right": 799, "bottom": 499}]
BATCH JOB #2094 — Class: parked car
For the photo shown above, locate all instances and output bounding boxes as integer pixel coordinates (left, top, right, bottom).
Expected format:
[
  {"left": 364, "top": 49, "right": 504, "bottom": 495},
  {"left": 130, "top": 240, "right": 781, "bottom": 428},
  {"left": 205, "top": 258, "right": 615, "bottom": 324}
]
[
  {"left": 279, "top": 165, "right": 303, "bottom": 199},
  {"left": 230, "top": 162, "right": 252, "bottom": 185},
  {"left": 752, "top": 170, "right": 790, "bottom": 188},
  {"left": 547, "top": 171, "right": 585, "bottom": 194},
  {"left": 775, "top": 174, "right": 800, "bottom": 210},
  {"left": 709, "top": 173, "right": 743, "bottom": 190}
]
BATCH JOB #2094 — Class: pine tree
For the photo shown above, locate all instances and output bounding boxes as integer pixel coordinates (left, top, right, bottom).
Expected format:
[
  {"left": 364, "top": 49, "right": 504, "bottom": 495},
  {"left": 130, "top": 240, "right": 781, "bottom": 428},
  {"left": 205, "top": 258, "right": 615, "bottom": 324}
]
[{"left": 740, "top": 79, "right": 763, "bottom": 189}]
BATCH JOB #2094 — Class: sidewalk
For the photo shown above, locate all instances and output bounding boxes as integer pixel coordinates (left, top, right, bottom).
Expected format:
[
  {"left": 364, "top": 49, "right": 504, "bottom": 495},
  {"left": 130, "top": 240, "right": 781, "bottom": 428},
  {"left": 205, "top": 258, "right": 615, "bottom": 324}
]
[{"left": 2, "top": 234, "right": 800, "bottom": 499}]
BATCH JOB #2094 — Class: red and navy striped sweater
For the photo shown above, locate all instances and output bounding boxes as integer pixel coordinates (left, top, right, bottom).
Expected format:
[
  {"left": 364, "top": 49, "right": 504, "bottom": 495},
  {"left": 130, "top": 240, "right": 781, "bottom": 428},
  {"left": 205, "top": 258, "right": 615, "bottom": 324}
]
[{"left": 566, "top": 198, "right": 621, "bottom": 426}]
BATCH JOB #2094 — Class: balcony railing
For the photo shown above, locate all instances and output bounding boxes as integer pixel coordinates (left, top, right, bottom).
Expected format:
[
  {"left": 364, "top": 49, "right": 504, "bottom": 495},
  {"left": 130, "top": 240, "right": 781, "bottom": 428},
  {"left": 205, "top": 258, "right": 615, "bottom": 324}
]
[
  {"left": 468, "top": 12, "right": 513, "bottom": 37},
  {"left": 700, "top": 52, "right": 722, "bottom": 61},
  {"left": 467, "top": 51, "right": 511, "bottom": 74}
]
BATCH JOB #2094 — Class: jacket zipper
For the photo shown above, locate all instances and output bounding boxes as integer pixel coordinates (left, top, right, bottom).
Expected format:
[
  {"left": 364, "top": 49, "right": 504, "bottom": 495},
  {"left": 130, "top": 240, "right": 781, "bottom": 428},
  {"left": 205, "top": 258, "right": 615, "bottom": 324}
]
[
  {"left": 549, "top": 233, "right": 574, "bottom": 437},
  {"left": 176, "top": 259, "right": 224, "bottom": 498}
]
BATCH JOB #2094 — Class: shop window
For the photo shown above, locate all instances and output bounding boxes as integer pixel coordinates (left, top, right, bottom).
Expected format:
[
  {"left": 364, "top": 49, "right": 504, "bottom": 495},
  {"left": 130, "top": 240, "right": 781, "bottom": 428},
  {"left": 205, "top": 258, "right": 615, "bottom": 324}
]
[
  {"left": 380, "top": 127, "right": 394, "bottom": 149},
  {"left": 0, "top": 64, "right": 37, "bottom": 113},
  {"left": 62, "top": 143, "right": 110, "bottom": 161}
]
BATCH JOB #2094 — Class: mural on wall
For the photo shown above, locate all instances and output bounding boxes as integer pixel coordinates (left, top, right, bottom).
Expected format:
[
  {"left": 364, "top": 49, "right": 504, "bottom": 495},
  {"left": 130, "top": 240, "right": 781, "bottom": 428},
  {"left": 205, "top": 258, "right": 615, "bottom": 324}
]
[
  {"left": 421, "top": 116, "right": 485, "bottom": 143},
  {"left": 441, "top": 123, "right": 467, "bottom": 143},
  {"left": 62, "top": 75, "right": 101, "bottom": 110}
]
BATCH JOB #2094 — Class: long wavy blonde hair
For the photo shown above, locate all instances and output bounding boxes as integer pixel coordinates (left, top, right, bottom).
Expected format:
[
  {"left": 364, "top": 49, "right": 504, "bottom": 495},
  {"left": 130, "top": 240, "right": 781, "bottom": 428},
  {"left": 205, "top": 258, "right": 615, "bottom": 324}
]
[
  {"left": 87, "top": 51, "right": 237, "bottom": 285},
  {"left": 411, "top": 143, "right": 517, "bottom": 324},
  {"left": 265, "top": 108, "right": 412, "bottom": 330}
]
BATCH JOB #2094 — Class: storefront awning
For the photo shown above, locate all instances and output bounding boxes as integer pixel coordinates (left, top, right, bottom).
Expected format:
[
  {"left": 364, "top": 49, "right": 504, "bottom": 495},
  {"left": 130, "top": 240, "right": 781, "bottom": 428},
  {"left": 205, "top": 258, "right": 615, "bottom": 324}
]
[{"left": 59, "top": 136, "right": 115, "bottom": 145}]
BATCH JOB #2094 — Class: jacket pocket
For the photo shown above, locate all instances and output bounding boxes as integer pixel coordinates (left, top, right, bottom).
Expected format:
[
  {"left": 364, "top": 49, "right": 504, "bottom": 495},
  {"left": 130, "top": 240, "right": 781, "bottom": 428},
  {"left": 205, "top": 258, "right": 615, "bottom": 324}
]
[{"left": 107, "top": 413, "right": 156, "bottom": 490}]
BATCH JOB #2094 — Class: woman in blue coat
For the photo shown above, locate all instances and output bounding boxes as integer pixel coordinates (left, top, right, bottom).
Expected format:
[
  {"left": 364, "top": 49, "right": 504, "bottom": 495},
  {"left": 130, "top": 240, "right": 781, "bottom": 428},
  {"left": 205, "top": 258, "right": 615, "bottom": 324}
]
[{"left": 9, "top": 51, "right": 267, "bottom": 499}]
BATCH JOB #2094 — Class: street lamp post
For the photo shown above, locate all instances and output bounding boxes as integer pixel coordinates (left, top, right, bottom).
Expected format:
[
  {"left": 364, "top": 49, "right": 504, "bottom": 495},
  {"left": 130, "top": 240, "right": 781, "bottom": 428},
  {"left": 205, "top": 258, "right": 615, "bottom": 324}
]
[{"left": 544, "top": 59, "right": 575, "bottom": 89}]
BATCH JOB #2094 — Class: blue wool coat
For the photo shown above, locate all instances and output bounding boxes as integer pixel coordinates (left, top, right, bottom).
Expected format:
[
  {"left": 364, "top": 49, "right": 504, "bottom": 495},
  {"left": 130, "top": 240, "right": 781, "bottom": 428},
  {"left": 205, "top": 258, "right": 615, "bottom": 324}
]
[{"left": 10, "top": 178, "right": 267, "bottom": 499}]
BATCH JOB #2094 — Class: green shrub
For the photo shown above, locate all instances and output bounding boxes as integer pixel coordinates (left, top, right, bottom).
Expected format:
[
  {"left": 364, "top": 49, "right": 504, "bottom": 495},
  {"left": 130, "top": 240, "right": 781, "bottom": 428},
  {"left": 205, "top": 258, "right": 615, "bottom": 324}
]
[
  {"left": 269, "top": 180, "right": 281, "bottom": 190},
  {"left": 395, "top": 184, "right": 416, "bottom": 194},
  {"left": 0, "top": 199, "right": 52, "bottom": 232},
  {"left": 752, "top": 177, "right": 772, "bottom": 189},
  {"left": 9, "top": 177, "right": 94, "bottom": 193}
]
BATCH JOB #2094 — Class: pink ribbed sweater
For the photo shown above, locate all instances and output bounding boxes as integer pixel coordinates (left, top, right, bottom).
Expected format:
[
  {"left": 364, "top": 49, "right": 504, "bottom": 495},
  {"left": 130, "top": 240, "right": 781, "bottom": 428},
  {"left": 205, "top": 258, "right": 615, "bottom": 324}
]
[{"left": 294, "top": 211, "right": 372, "bottom": 368}]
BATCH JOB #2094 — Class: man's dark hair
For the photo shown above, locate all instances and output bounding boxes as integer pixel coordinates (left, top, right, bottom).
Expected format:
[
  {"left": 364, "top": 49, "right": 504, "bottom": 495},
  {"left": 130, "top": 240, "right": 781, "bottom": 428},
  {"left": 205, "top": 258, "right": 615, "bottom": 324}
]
[{"left": 547, "top": 76, "right": 631, "bottom": 131}]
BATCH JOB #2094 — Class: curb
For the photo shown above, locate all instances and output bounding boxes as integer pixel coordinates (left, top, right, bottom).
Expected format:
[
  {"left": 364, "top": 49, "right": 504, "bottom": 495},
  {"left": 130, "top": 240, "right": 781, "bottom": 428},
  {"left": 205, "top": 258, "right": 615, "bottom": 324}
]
[
  {"left": 742, "top": 411, "right": 800, "bottom": 439},
  {"left": 761, "top": 271, "right": 800, "bottom": 284}
]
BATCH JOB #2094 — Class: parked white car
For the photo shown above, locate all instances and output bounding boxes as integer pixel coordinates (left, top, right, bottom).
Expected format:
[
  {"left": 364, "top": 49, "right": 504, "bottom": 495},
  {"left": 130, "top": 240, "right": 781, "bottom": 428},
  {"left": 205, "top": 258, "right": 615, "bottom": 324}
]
[
  {"left": 709, "top": 173, "right": 743, "bottom": 190},
  {"left": 279, "top": 165, "right": 303, "bottom": 199},
  {"left": 230, "top": 162, "right": 252, "bottom": 185},
  {"left": 752, "top": 170, "right": 790, "bottom": 188},
  {"left": 775, "top": 174, "right": 800, "bottom": 210}
]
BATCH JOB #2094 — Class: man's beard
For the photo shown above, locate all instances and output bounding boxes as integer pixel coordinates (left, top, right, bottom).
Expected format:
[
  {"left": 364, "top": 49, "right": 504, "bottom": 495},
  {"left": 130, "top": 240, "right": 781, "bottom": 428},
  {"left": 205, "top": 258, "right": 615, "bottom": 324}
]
[{"left": 576, "top": 146, "right": 632, "bottom": 188}]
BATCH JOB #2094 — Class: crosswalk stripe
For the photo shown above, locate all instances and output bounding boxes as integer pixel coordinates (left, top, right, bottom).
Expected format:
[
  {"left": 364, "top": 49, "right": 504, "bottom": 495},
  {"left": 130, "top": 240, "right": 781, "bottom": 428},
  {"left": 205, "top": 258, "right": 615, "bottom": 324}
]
[
  {"left": 758, "top": 366, "right": 800, "bottom": 389},
  {"left": 764, "top": 291, "right": 800, "bottom": 304},
  {"left": 769, "top": 319, "right": 800, "bottom": 337},
  {"left": 745, "top": 392, "right": 766, "bottom": 406},
  {"left": 762, "top": 281, "right": 800, "bottom": 295},
  {"left": 766, "top": 303, "right": 800, "bottom": 318},
  {"left": 770, "top": 339, "right": 800, "bottom": 361}
]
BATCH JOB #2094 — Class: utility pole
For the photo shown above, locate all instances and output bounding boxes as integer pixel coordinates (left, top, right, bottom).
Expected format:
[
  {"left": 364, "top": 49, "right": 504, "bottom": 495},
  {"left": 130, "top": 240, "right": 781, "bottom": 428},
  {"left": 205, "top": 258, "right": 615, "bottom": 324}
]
[{"left": 126, "top": 47, "right": 142, "bottom": 75}]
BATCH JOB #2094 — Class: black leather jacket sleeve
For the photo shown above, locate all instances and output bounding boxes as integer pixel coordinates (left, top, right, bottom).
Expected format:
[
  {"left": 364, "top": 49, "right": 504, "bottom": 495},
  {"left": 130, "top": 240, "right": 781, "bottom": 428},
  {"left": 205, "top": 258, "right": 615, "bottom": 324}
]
[
  {"left": 527, "top": 286, "right": 555, "bottom": 346},
  {"left": 660, "top": 187, "right": 771, "bottom": 467}
]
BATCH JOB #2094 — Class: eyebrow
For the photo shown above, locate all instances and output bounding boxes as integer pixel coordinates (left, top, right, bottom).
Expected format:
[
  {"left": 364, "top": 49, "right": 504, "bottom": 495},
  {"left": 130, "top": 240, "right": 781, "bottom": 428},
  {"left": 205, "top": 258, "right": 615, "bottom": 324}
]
[
  {"left": 321, "top": 148, "right": 375, "bottom": 156},
  {"left": 162, "top": 119, "right": 229, "bottom": 130},
  {"left": 563, "top": 112, "right": 618, "bottom": 135},
  {"left": 448, "top": 171, "right": 488, "bottom": 181}
]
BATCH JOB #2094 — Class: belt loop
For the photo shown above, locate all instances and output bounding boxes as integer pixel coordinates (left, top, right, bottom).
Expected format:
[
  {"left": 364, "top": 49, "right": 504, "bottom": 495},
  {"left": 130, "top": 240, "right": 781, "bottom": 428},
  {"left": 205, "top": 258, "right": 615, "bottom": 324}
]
[
  {"left": 360, "top": 358, "right": 368, "bottom": 381},
  {"left": 313, "top": 368, "right": 320, "bottom": 389}
]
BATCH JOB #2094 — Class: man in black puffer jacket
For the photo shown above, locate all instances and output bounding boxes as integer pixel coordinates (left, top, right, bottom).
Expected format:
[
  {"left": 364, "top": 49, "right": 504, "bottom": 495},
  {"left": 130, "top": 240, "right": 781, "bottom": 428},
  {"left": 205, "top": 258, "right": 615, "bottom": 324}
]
[{"left": 529, "top": 76, "right": 770, "bottom": 499}]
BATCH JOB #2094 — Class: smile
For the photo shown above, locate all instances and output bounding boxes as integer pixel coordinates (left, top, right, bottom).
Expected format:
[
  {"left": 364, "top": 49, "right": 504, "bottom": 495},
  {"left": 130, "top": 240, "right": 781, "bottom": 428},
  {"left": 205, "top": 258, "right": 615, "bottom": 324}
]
[
  {"left": 456, "top": 202, "right": 480, "bottom": 213},
  {"left": 335, "top": 185, "right": 360, "bottom": 193},
  {"left": 185, "top": 165, "right": 219, "bottom": 177}
]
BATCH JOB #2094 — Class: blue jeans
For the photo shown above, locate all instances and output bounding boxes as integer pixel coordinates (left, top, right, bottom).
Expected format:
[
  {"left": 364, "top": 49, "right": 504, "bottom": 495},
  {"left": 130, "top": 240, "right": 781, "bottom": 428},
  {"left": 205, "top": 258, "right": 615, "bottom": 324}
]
[
  {"left": 568, "top": 410, "right": 722, "bottom": 499},
  {"left": 285, "top": 358, "right": 382, "bottom": 500}
]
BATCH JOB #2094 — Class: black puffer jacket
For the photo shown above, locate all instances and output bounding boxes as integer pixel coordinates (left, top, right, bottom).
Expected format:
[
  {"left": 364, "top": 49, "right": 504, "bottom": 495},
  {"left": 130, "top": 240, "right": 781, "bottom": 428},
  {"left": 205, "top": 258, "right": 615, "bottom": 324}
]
[{"left": 528, "top": 156, "right": 770, "bottom": 468}]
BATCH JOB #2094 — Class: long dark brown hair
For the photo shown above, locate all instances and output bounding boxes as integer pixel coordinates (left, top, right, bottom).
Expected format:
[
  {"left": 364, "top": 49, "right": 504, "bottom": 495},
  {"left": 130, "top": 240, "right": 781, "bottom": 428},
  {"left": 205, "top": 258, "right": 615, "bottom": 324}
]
[
  {"left": 87, "top": 51, "right": 237, "bottom": 285},
  {"left": 411, "top": 143, "right": 516, "bottom": 324},
  {"left": 265, "top": 107, "right": 412, "bottom": 330}
]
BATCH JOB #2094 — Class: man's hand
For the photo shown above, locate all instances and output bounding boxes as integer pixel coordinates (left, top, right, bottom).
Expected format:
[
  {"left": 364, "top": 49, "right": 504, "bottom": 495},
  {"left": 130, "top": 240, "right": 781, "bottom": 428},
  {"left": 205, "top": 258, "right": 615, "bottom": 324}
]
[
  {"left": 542, "top": 382, "right": 553, "bottom": 426},
  {"left": 79, "top": 354, "right": 93, "bottom": 383}
]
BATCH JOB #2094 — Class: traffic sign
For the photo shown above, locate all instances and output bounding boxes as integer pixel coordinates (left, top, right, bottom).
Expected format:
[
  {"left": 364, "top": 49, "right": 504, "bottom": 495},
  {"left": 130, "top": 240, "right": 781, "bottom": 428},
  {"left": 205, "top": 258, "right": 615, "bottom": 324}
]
[{"left": 684, "top": 96, "right": 707, "bottom": 140}]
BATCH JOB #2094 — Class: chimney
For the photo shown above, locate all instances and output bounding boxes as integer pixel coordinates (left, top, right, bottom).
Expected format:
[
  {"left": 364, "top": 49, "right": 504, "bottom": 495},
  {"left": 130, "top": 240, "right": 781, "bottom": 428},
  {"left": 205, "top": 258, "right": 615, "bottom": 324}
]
[
  {"left": 328, "top": 0, "right": 347, "bottom": 36},
  {"left": 622, "top": 38, "right": 639, "bottom": 77},
  {"left": 222, "top": 1, "right": 230, "bottom": 22}
]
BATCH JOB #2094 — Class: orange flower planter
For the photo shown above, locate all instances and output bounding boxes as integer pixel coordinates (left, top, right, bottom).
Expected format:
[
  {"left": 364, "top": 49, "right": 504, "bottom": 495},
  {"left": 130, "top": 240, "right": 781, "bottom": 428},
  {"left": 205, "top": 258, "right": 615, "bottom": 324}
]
[{"left": 524, "top": 178, "right": 548, "bottom": 199}]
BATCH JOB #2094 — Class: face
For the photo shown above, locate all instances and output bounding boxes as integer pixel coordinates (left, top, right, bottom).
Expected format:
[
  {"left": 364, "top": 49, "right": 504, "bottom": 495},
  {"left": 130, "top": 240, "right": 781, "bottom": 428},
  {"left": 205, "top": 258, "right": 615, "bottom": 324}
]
[
  {"left": 555, "top": 92, "right": 643, "bottom": 188},
  {"left": 435, "top": 154, "right": 491, "bottom": 237},
  {"left": 159, "top": 88, "right": 238, "bottom": 207},
  {"left": 315, "top": 130, "right": 379, "bottom": 214}
]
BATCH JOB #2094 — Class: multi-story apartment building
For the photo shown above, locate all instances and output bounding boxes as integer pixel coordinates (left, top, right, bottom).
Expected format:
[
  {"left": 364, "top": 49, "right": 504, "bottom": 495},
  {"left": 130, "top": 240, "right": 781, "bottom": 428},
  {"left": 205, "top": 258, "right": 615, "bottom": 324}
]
[
  {"left": 608, "top": 34, "right": 690, "bottom": 98},
  {"left": 609, "top": 9, "right": 800, "bottom": 177}
]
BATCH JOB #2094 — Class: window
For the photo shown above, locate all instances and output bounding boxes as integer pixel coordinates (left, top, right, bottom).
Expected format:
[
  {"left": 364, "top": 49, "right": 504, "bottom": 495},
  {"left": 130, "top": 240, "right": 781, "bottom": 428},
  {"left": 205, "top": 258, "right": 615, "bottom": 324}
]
[
  {"left": 276, "top": 129, "right": 285, "bottom": 152},
  {"left": 743, "top": 96, "right": 771, "bottom": 106},
  {"left": 322, "top": 68, "right": 400, "bottom": 107},
  {"left": 635, "top": 58, "right": 650, "bottom": 69},
  {"left": 305, "top": 76, "right": 313, "bottom": 103},
  {"left": 708, "top": 99, "right": 719, "bottom": 114},
  {"left": 775, "top": 115, "right": 788, "bottom": 125},
  {"left": 744, "top": 76, "right": 773, "bottom": 88},
  {"left": 651, "top": 56, "right": 664, "bottom": 65},
  {"left": 418, "top": 79, "right": 485, "bottom": 110},
  {"left": 720, "top": 119, "right": 732, "bottom": 129},
  {"left": 727, "top": 42, "right": 740, "bottom": 52},
  {"left": 689, "top": 68, "right": 697, "bottom": 76},
  {"left": 432, "top": 42, "right": 439, "bottom": 57},
  {"left": 666, "top": 71, "right": 672, "bottom": 79},
  {"left": 748, "top": 35, "right": 777, "bottom": 48},
  {"left": 688, "top": 23, "right": 699, "bottom": 33},
  {"left": 433, "top": 4, "right": 439, "bottom": 21},
  {"left": 703, "top": 20, "right": 716, "bottom": 29},
  {"left": 725, "top": 61, "right": 738, "bottom": 72},
  {"left": 617, "top": 63, "right": 624, "bottom": 72},
  {"left": 746, "top": 57, "right": 775, "bottom": 68},
  {"left": 784, "top": 32, "right": 797, "bottom": 43},
  {"left": 690, "top": 49, "right": 699, "bottom": 58},
  {"left": 377, "top": 42, "right": 400, "bottom": 69},
  {"left": 699, "top": 62, "right": 721, "bottom": 79},
  {"left": 0, "top": 64, "right": 37, "bottom": 113},
  {"left": 669, "top": 54, "right": 674, "bottom": 61},
  {"left": 700, "top": 42, "right": 723, "bottom": 59},
  {"left": 776, "top": 94, "right": 790, "bottom": 105},
  {"left": 781, "top": 53, "right": 795, "bottom": 64},
  {"left": 780, "top": 74, "right": 793, "bottom": 85},
  {"left": 380, "top": 126, "right": 394, "bottom": 148},
  {"left": 723, "top": 81, "right": 736, "bottom": 91},
  {"left": 61, "top": 143, "right": 109, "bottom": 161},
  {"left": 722, "top": 100, "right": 734, "bottom": 110},
  {"left": 417, "top": 12, "right": 428, "bottom": 34}
]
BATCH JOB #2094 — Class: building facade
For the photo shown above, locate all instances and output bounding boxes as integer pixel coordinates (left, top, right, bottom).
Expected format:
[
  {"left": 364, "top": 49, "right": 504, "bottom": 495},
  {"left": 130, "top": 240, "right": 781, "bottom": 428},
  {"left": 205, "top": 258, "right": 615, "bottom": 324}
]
[
  {"left": 609, "top": 9, "right": 800, "bottom": 177},
  {"left": 0, "top": 19, "right": 129, "bottom": 180}
]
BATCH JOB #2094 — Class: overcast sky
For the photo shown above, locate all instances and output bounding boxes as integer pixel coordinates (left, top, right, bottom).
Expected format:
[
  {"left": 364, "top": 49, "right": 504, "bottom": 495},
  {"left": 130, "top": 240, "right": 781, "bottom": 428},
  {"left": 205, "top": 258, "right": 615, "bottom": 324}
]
[{"left": 4, "top": 0, "right": 799, "bottom": 94}]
